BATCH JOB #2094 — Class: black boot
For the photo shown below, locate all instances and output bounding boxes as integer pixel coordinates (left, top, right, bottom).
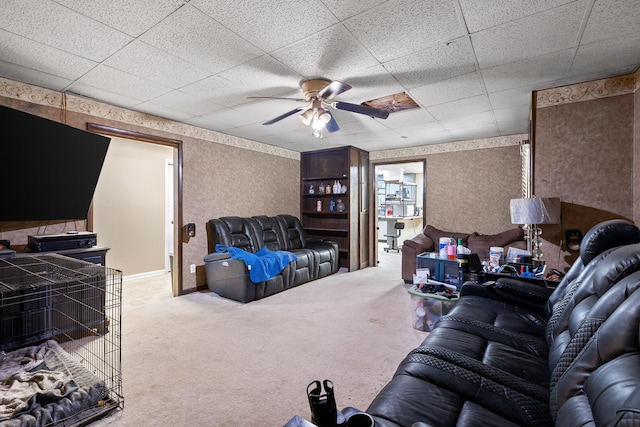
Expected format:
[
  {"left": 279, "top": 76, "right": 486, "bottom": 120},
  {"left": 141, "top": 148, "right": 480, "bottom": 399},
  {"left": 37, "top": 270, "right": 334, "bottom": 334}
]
[{"left": 307, "top": 379, "right": 344, "bottom": 427}]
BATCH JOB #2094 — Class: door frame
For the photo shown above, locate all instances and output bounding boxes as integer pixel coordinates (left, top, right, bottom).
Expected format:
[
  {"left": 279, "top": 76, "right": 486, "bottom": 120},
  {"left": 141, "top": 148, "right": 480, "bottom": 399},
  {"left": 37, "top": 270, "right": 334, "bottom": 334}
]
[
  {"left": 87, "top": 124, "right": 184, "bottom": 296},
  {"left": 369, "top": 159, "right": 426, "bottom": 267}
]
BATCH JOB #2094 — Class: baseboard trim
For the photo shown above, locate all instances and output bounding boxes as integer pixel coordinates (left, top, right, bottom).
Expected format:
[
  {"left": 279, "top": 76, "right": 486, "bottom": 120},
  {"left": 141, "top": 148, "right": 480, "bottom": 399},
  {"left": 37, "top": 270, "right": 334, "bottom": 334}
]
[{"left": 123, "top": 269, "right": 167, "bottom": 282}]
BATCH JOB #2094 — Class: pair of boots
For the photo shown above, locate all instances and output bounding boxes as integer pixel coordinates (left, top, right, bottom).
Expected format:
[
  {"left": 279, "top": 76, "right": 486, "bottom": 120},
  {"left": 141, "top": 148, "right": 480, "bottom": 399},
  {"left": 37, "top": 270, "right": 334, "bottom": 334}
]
[{"left": 307, "top": 380, "right": 374, "bottom": 427}]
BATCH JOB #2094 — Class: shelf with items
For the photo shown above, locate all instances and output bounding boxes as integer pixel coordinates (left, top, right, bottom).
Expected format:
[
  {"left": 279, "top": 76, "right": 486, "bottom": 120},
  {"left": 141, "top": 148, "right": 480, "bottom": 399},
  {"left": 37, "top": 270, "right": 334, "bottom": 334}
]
[
  {"left": 301, "top": 194, "right": 348, "bottom": 214},
  {"left": 300, "top": 146, "right": 369, "bottom": 271},
  {"left": 302, "top": 179, "right": 348, "bottom": 197},
  {"left": 380, "top": 179, "right": 417, "bottom": 218}
]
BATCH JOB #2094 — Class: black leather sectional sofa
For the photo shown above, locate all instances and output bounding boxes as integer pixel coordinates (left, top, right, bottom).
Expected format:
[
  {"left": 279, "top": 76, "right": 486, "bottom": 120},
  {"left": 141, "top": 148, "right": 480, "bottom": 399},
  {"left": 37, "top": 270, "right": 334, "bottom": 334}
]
[
  {"left": 204, "top": 214, "right": 339, "bottom": 303},
  {"left": 366, "top": 219, "right": 640, "bottom": 426}
]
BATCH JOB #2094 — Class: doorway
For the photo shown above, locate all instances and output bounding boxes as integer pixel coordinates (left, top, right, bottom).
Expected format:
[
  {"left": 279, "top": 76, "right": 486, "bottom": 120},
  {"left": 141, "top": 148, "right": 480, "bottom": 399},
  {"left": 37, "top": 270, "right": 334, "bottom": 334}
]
[
  {"left": 373, "top": 161, "right": 426, "bottom": 265},
  {"left": 87, "top": 124, "right": 183, "bottom": 296}
]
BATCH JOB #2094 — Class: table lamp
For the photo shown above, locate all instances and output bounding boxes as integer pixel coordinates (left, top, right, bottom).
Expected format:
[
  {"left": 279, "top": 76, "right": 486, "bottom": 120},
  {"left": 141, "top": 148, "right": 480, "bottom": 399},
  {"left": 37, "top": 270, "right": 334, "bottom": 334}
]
[{"left": 510, "top": 197, "right": 561, "bottom": 262}]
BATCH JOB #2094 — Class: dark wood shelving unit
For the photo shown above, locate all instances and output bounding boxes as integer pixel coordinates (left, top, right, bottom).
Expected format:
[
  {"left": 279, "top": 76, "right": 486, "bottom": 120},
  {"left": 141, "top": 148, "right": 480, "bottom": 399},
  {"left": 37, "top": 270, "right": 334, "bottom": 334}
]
[{"left": 300, "top": 146, "right": 369, "bottom": 271}]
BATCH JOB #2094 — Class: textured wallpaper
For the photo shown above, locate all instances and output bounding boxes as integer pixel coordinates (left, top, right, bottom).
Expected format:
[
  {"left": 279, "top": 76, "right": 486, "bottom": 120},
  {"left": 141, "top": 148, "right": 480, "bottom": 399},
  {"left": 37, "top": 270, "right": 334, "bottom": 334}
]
[{"left": 534, "top": 69, "right": 639, "bottom": 271}]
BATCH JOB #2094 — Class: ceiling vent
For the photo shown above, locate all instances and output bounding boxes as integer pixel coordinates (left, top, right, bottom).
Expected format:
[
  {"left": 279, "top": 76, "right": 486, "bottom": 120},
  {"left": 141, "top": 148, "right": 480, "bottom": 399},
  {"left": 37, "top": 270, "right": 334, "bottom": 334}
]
[{"left": 362, "top": 92, "right": 419, "bottom": 114}]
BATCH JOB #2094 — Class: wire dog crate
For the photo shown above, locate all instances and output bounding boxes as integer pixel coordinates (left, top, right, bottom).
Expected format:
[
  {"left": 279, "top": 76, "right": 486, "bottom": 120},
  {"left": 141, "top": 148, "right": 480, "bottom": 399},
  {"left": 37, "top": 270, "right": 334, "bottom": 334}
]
[{"left": 0, "top": 254, "right": 123, "bottom": 426}]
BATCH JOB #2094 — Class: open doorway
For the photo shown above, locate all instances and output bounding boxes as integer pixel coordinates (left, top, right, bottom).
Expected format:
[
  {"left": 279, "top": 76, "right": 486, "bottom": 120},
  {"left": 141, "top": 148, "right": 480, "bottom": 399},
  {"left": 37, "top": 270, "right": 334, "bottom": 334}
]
[
  {"left": 373, "top": 161, "right": 425, "bottom": 264},
  {"left": 87, "top": 124, "right": 183, "bottom": 296}
]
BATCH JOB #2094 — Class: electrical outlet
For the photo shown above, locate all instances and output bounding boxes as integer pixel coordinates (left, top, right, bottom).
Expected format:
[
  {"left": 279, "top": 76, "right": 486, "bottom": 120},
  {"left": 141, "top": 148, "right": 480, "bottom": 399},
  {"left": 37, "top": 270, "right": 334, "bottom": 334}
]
[{"left": 190, "top": 264, "right": 196, "bottom": 274}]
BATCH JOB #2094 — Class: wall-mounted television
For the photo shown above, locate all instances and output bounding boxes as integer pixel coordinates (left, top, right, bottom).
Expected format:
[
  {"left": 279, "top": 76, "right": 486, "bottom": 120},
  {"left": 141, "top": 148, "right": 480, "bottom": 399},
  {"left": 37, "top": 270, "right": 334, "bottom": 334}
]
[{"left": 1, "top": 105, "right": 111, "bottom": 221}]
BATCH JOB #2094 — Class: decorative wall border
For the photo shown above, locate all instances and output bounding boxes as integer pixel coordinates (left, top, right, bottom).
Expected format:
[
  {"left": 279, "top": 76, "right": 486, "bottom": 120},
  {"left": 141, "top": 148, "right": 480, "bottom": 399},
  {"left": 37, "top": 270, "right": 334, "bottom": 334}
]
[
  {"left": 369, "top": 134, "right": 529, "bottom": 161},
  {"left": 536, "top": 70, "right": 638, "bottom": 109},
  {"left": 0, "top": 77, "right": 300, "bottom": 160}
]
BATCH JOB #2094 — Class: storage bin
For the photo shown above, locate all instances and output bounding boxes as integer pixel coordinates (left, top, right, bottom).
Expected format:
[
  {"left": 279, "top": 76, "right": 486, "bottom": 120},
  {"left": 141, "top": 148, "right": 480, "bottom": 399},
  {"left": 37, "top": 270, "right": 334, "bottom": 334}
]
[{"left": 408, "top": 285, "right": 458, "bottom": 331}]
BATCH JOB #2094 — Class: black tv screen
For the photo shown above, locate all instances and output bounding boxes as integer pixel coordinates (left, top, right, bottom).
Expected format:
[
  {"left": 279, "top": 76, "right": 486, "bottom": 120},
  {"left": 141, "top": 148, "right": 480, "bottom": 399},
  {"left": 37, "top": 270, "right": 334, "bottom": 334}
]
[{"left": 1, "top": 105, "right": 111, "bottom": 221}]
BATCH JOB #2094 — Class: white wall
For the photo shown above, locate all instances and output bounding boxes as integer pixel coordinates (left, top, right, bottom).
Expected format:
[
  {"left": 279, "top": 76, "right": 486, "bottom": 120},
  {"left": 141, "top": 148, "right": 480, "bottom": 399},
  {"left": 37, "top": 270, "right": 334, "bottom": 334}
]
[{"left": 93, "top": 136, "right": 173, "bottom": 277}]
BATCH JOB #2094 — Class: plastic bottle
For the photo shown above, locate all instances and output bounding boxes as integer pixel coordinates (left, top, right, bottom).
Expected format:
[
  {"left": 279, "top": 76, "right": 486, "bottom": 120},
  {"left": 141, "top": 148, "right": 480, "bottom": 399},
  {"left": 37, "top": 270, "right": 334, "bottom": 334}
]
[
  {"left": 325, "top": 183, "right": 331, "bottom": 194},
  {"left": 447, "top": 237, "right": 456, "bottom": 260},
  {"left": 457, "top": 238, "right": 464, "bottom": 256}
]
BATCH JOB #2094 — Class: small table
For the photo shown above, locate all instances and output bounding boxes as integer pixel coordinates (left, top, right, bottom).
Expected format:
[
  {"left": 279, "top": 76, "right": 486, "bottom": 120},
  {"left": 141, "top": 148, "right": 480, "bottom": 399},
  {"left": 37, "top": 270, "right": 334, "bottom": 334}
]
[{"left": 408, "top": 285, "right": 459, "bottom": 332}]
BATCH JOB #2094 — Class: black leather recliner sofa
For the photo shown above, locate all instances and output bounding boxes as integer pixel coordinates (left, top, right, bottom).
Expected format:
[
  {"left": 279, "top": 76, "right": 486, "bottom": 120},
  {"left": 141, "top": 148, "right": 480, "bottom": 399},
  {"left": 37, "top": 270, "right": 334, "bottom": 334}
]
[
  {"left": 365, "top": 219, "right": 640, "bottom": 426},
  {"left": 204, "top": 214, "right": 339, "bottom": 303}
]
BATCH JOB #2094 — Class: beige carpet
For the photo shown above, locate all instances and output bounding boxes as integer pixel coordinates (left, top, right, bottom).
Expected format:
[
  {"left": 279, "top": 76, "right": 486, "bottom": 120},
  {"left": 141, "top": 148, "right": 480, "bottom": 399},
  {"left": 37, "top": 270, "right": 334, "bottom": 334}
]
[{"left": 92, "top": 247, "right": 426, "bottom": 426}]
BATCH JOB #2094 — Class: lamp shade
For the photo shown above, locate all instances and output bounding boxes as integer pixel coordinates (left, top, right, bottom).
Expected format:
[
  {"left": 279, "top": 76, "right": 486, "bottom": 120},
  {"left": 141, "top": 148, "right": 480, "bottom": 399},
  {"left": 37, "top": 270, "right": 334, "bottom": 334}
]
[{"left": 510, "top": 197, "right": 561, "bottom": 225}]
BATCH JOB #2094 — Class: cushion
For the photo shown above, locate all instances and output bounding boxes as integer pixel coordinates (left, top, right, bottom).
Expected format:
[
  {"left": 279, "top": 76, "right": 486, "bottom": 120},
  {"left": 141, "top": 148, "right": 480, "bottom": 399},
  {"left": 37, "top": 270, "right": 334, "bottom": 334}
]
[
  {"left": 467, "top": 227, "right": 525, "bottom": 261},
  {"left": 423, "top": 225, "right": 473, "bottom": 249}
]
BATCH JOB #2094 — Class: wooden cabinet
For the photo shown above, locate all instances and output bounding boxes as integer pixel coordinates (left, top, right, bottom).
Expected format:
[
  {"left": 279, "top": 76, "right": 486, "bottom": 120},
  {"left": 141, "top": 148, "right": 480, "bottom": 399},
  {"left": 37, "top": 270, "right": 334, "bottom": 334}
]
[{"left": 301, "top": 146, "right": 369, "bottom": 271}]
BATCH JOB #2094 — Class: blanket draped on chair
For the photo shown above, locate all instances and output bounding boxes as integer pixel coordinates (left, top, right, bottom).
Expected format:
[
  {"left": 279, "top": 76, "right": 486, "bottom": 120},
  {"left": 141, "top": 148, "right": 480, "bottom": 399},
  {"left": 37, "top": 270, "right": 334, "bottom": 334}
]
[{"left": 215, "top": 245, "right": 297, "bottom": 282}]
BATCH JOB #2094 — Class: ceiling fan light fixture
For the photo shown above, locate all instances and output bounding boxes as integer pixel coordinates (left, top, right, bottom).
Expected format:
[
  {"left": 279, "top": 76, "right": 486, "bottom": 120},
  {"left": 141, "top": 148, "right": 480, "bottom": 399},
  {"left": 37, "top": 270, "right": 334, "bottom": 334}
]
[
  {"left": 312, "top": 129, "right": 323, "bottom": 138},
  {"left": 300, "top": 109, "right": 314, "bottom": 125},
  {"left": 313, "top": 110, "right": 331, "bottom": 129}
]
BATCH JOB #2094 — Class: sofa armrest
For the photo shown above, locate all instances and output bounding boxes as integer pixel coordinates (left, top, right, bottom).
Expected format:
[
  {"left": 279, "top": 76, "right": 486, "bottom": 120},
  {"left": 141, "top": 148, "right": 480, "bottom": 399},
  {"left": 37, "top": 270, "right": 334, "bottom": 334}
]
[
  {"left": 402, "top": 233, "right": 435, "bottom": 254},
  {"left": 204, "top": 252, "right": 231, "bottom": 263},
  {"left": 460, "top": 278, "right": 551, "bottom": 312},
  {"left": 401, "top": 234, "right": 436, "bottom": 283}
]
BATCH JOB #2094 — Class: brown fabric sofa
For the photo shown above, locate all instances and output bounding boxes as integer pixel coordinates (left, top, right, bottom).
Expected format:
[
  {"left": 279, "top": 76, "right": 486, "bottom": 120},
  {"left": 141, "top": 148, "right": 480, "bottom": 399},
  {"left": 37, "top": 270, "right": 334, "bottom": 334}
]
[{"left": 401, "top": 224, "right": 526, "bottom": 283}]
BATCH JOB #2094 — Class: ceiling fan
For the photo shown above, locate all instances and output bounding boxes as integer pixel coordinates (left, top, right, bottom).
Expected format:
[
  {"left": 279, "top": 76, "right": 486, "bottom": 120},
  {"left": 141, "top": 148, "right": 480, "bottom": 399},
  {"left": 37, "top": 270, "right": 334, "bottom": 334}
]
[{"left": 248, "top": 78, "right": 390, "bottom": 138}]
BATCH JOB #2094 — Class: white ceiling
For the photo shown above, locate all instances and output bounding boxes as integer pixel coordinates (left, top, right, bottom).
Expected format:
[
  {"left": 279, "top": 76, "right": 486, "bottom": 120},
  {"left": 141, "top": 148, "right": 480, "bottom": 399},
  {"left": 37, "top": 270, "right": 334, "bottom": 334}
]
[{"left": 1, "top": 0, "right": 638, "bottom": 153}]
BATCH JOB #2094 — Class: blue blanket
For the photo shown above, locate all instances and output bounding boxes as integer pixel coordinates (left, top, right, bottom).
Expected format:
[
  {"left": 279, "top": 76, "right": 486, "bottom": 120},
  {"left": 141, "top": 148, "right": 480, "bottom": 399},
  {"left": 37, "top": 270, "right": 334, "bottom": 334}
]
[{"left": 215, "top": 244, "right": 297, "bottom": 282}]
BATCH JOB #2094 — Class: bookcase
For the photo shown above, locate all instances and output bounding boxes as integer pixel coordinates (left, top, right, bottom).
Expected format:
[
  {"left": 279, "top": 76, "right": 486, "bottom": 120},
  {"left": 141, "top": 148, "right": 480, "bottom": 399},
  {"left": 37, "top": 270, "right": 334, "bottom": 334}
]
[{"left": 300, "top": 146, "right": 369, "bottom": 271}]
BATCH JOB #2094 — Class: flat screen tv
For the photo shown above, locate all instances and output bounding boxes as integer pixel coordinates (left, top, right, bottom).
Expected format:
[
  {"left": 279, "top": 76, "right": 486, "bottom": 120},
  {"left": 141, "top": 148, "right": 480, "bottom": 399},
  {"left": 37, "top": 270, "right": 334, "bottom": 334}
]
[{"left": 1, "top": 105, "right": 111, "bottom": 221}]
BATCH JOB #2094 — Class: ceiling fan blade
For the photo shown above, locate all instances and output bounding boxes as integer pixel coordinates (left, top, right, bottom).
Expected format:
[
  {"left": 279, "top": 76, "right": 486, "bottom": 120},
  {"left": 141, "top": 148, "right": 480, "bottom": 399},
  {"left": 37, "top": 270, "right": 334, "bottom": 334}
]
[
  {"left": 263, "top": 107, "right": 304, "bottom": 125},
  {"left": 325, "top": 113, "right": 340, "bottom": 133},
  {"left": 317, "top": 81, "right": 352, "bottom": 101},
  {"left": 332, "top": 101, "right": 389, "bottom": 120},
  {"left": 247, "top": 96, "right": 306, "bottom": 102}
]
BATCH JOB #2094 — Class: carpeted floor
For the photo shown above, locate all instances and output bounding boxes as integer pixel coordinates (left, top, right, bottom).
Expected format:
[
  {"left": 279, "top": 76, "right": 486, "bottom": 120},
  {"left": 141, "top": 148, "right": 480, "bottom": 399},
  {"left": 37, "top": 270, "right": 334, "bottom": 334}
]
[{"left": 92, "top": 247, "right": 425, "bottom": 426}]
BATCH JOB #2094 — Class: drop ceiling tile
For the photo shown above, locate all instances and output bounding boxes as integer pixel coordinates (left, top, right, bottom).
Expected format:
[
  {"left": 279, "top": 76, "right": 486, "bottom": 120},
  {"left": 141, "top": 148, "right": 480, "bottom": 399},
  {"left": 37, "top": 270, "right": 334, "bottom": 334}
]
[
  {"left": 143, "top": 90, "right": 223, "bottom": 116},
  {"left": 409, "top": 72, "right": 485, "bottom": 107},
  {"left": 488, "top": 85, "right": 535, "bottom": 110},
  {"left": 180, "top": 75, "right": 258, "bottom": 108},
  {"left": 382, "top": 108, "right": 437, "bottom": 128},
  {"left": 338, "top": 66, "right": 405, "bottom": 104},
  {"left": 572, "top": 35, "right": 640, "bottom": 77},
  {"left": 135, "top": 102, "right": 194, "bottom": 122},
  {"left": 383, "top": 38, "right": 477, "bottom": 89},
  {"left": 217, "top": 55, "right": 304, "bottom": 97},
  {"left": 230, "top": 99, "right": 303, "bottom": 124},
  {"left": 449, "top": 123, "right": 499, "bottom": 139},
  {"left": 320, "top": 0, "right": 387, "bottom": 20},
  {"left": 427, "top": 95, "right": 492, "bottom": 122},
  {"left": 439, "top": 110, "right": 495, "bottom": 129},
  {"left": 481, "top": 49, "right": 574, "bottom": 93},
  {"left": 394, "top": 121, "right": 447, "bottom": 138},
  {"left": 54, "top": 0, "right": 185, "bottom": 37},
  {"left": 493, "top": 104, "right": 530, "bottom": 124},
  {"left": 1, "top": 0, "right": 132, "bottom": 62},
  {"left": 192, "top": 0, "right": 338, "bottom": 52},
  {"left": 140, "top": 5, "right": 262, "bottom": 74},
  {"left": 104, "top": 41, "right": 211, "bottom": 89},
  {"left": 271, "top": 25, "right": 379, "bottom": 79},
  {"left": 66, "top": 82, "right": 149, "bottom": 109},
  {"left": 472, "top": 0, "right": 588, "bottom": 69},
  {"left": 74, "top": 64, "right": 172, "bottom": 101},
  {"left": 0, "top": 30, "right": 97, "bottom": 81},
  {"left": 0, "top": 60, "right": 72, "bottom": 91},
  {"left": 344, "top": 0, "right": 463, "bottom": 62},
  {"left": 497, "top": 117, "right": 530, "bottom": 135},
  {"left": 582, "top": 0, "right": 640, "bottom": 44},
  {"left": 459, "top": 0, "right": 577, "bottom": 33}
]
